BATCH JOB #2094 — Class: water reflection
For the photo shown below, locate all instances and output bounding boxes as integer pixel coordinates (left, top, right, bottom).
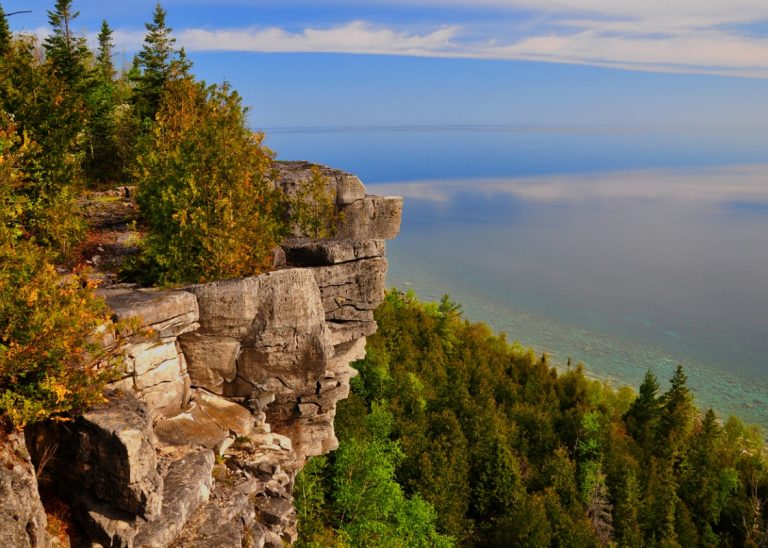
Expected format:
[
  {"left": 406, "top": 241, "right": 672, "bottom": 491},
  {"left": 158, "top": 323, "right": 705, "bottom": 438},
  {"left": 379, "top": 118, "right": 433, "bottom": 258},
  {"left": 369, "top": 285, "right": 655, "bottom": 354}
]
[{"left": 371, "top": 164, "right": 768, "bottom": 428}]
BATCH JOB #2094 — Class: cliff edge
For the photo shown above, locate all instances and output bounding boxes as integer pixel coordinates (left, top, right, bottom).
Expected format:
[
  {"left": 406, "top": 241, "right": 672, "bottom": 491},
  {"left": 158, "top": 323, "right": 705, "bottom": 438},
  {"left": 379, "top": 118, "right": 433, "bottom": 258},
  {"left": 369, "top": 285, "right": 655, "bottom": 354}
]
[{"left": 10, "top": 162, "right": 402, "bottom": 548}]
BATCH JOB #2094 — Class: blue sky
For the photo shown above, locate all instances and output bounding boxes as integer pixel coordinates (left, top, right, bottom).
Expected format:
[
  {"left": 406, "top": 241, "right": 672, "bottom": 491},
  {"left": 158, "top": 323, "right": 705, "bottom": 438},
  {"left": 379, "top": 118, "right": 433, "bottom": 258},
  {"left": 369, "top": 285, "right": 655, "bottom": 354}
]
[{"left": 6, "top": 0, "right": 768, "bottom": 128}]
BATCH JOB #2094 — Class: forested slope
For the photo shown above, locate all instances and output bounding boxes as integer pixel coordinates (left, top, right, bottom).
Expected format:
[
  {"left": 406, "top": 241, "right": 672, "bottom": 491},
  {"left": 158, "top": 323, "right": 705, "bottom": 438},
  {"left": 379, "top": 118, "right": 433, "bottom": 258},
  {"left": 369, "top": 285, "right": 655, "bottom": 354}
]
[{"left": 297, "top": 290, "right": 768, "bottom": 547}]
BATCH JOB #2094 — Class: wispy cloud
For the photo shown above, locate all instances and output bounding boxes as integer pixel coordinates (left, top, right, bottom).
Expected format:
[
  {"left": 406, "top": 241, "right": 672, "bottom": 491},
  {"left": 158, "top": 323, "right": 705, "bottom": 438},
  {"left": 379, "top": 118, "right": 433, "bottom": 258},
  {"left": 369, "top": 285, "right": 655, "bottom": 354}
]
[
  {"left": 163, "top": 18, "right": 768, "bottom": 78},
  {"left": 178, "top": 21, "right": 459, "bottom": 56},
  {"left": 29, "top": 0, "right": 764, "bottom": 78},
  {"left": 367, "top": 164, "right": 768, "bottom": 206}
]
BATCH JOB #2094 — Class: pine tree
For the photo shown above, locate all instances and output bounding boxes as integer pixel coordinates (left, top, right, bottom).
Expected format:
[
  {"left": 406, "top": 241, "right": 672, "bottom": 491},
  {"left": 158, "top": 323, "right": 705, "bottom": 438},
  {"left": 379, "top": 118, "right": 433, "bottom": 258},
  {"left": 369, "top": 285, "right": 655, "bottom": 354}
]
[
  {"left": 657, "top": 365, "right": 695, "bottom": 458},
  {"left": 95, "top": 19, "right": 115, "bottom": 82},
  {"left": 133, "top": 1, "right": 191, "bottom": 122},
  {"left": 680, "top": 409, "right": 738, "bottom": 544},
  {"left": 0, "top": 3, "right": 11, "bottom": 57},
  {"left": 85, "top": 20, "right": 123, "bottom": 183},
  {"left": 640, "top": 458, "right": 679, "bottom": 545},
  {"left": 43, "top": 0, "right": 90, "bottom": 87},
  {"left": 624, "top": 370, "right": 661, "bottom": 452},
  {"left": 614, "top": 470, "right": 643, "bottom": 547}
]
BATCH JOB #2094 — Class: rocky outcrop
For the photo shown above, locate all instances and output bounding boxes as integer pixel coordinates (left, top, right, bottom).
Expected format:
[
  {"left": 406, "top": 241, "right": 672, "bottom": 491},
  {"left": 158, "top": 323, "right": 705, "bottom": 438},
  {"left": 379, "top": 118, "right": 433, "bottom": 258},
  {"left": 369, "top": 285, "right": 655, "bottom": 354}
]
[
  {"left": 15, "top": 162, "right": 401, "bottom": 547},
  {"left": 275, "top": 160, "right": 403, "bottom": 241},
  {"left": 0, "top": 431, "right": 50, "bottom": 548},
  {"left": 105, "top": 288, "right": 199, "bottom": 420}
]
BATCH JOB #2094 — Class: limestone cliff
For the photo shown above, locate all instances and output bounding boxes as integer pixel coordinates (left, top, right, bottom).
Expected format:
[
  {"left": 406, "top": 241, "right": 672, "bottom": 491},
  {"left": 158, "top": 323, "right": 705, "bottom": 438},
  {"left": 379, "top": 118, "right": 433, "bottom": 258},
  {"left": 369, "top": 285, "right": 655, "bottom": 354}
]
[{"left": 17, "top": 163, "right": 402, "bottom": 547}]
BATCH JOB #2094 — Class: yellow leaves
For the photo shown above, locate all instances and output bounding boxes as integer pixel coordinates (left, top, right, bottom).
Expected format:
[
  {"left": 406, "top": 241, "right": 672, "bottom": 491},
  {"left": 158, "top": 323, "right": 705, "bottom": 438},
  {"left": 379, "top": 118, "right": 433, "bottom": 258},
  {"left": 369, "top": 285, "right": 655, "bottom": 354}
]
[
  {"left": 85, "top": 278, "right": 102, "bottom": 290},
  {"left": 25, "top": 288, "right": 39, "bottom": 306},
  {"left": 0, "top": 238, "right": 119, "bottom": 427},
  {"left": 50, "top": 381, "right": 70, "bottom": 404}
]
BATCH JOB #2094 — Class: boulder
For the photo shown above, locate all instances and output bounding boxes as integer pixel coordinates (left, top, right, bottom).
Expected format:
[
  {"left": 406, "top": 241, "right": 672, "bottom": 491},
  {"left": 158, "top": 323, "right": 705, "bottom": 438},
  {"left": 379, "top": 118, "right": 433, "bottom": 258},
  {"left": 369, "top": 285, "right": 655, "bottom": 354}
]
[
  {"left": 26, "top": 391, "right": 162, "bottom": 520},
  {"left": 75, "top": 393, "right": 163, "bottom": 518},
  {"left": 188, "top": 270, "right": 333, "bottom": 400},
  {"left": 154, "top": 391, "right": 254, "bottom": 449},
  {"left": 184, "top": 277, "right": 261, "bottom": 339}
]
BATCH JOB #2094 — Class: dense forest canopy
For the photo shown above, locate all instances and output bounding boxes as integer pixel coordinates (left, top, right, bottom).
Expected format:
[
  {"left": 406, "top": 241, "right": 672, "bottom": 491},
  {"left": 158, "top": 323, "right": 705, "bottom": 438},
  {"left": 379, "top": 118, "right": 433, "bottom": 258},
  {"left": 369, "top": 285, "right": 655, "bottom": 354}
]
[{"left": 296, "top": 291, "right": 768, "bottom": 547}]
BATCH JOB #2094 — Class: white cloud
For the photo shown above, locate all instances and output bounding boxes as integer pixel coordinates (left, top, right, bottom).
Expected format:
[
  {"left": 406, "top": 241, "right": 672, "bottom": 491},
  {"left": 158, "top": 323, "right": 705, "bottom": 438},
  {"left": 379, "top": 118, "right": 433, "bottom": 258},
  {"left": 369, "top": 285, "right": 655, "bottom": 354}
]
[
  {"left": 28, "top": 0, "right": 759, "bottom": 78},
  {"left": 474, "top": 29, "right": 768, "bottom": 77},
  {"left": 165, "top": 18, "right": 768, "bottom": 78},
  {"left": 178, "top": 21, "right": 459, "bottom": 56}
]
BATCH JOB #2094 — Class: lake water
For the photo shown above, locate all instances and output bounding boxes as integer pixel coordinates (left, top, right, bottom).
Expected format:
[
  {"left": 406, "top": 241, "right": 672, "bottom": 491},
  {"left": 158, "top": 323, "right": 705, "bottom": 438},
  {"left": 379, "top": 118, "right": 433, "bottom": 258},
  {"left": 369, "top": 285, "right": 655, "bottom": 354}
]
[{"left": 265, "top": 127, "right": 768, "bottom": 429}]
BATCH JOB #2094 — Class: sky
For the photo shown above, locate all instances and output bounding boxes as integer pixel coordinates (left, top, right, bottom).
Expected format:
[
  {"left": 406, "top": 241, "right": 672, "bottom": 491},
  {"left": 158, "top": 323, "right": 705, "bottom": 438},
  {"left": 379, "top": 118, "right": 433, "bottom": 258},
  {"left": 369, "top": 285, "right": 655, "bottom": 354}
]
[{"left": 6, "top": 0, "right": 768, "bottom": 129}]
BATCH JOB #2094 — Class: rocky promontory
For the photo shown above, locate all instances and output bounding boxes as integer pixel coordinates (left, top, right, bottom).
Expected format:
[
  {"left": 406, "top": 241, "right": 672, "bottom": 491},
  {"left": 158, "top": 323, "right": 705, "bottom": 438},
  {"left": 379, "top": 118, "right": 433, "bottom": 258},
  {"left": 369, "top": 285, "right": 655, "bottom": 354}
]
[{"left": 4, "top": 163, "right": 402, "bottom": 547}]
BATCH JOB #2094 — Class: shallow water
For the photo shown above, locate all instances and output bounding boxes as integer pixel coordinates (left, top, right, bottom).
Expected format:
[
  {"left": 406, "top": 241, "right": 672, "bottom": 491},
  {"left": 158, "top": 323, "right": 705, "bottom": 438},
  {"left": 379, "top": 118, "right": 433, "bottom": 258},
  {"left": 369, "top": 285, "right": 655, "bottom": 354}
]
[{"left": 266, "top": 127, "right": 768, "bottom": 428}]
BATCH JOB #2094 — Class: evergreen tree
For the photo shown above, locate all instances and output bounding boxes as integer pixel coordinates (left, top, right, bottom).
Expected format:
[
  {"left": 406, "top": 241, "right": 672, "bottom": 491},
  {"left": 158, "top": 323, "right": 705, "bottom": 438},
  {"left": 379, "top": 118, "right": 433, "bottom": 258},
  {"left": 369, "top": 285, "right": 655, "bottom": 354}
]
[
  {"left": 657, "top": 365, "right": 695, "bottom": 458},
  {"left": 43, "top": 0, "right": 90, "bottom": 87},
  {"left": 640, "top": 458, "right": 679, "bottom": 545},
  {"left": 472, "top": 433, "right": 521, "bottom": 521},
  {"left": 680, "top": 409, "right": 738, "bottom": 544},
  {"left": 84, "top": 19, "right": 125, "bottom": 183},
  {"left": 133, "top": 1, "right": 190, "bottom": 123},
  {"left": 0, "top": 3, "right": 10, "bottom": 57},
  {"left": 624, "top": 370, "right": 661, "bottom": 452},
  {"left": 95, "top": 19, "right": 115, "bottom": 82},
  {"left": 613, "top": 470, "right": 643, "bottom": 547}
]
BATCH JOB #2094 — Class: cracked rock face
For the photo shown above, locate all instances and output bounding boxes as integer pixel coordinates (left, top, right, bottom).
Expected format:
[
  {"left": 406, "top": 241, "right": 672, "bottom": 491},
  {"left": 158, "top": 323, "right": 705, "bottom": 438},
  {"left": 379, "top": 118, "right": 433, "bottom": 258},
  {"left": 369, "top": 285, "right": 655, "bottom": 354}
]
[
  {"left": 0, "top": 432, "right": 50, "bottom": 548},
  {"left": 5, "top": 161, "right": 401, "bottom": 548},
  {"left": 26, "top": 391, "right": 163, "bottom": 521},
  {"left": 311, "top": 257, "right": 388, "bottom": 322},
  {"left": 100, "top": 288, "right": 199, "bottom": 420},
  {"left": 186, "top": 268, "right": 334, "bottom": 403}
]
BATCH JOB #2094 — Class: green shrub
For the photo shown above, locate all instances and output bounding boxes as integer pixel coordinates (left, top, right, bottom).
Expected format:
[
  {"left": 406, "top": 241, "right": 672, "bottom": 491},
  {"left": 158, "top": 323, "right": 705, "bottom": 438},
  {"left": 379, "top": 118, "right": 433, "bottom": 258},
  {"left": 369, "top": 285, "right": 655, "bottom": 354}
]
[
  {"left": 134, "top": 77, "right": 287, "bottom": 285},
  {"left": 0, "top": 119, "right": 119, "bottom": 429}
]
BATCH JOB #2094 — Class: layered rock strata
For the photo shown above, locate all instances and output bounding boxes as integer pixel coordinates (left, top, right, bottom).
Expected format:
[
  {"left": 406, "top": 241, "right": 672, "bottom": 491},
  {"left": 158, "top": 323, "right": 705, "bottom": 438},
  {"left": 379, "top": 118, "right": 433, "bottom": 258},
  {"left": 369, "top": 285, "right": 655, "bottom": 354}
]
[{"left": 19, "top": 163, "right": 400, "bottom": 547}]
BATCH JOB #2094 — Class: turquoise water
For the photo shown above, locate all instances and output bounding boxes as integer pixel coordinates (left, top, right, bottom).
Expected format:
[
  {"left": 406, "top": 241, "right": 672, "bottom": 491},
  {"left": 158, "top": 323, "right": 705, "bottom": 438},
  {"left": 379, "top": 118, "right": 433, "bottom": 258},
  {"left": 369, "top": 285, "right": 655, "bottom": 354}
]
[{"left": 265, "top": 128, "right": 768, "bottom": 428}]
